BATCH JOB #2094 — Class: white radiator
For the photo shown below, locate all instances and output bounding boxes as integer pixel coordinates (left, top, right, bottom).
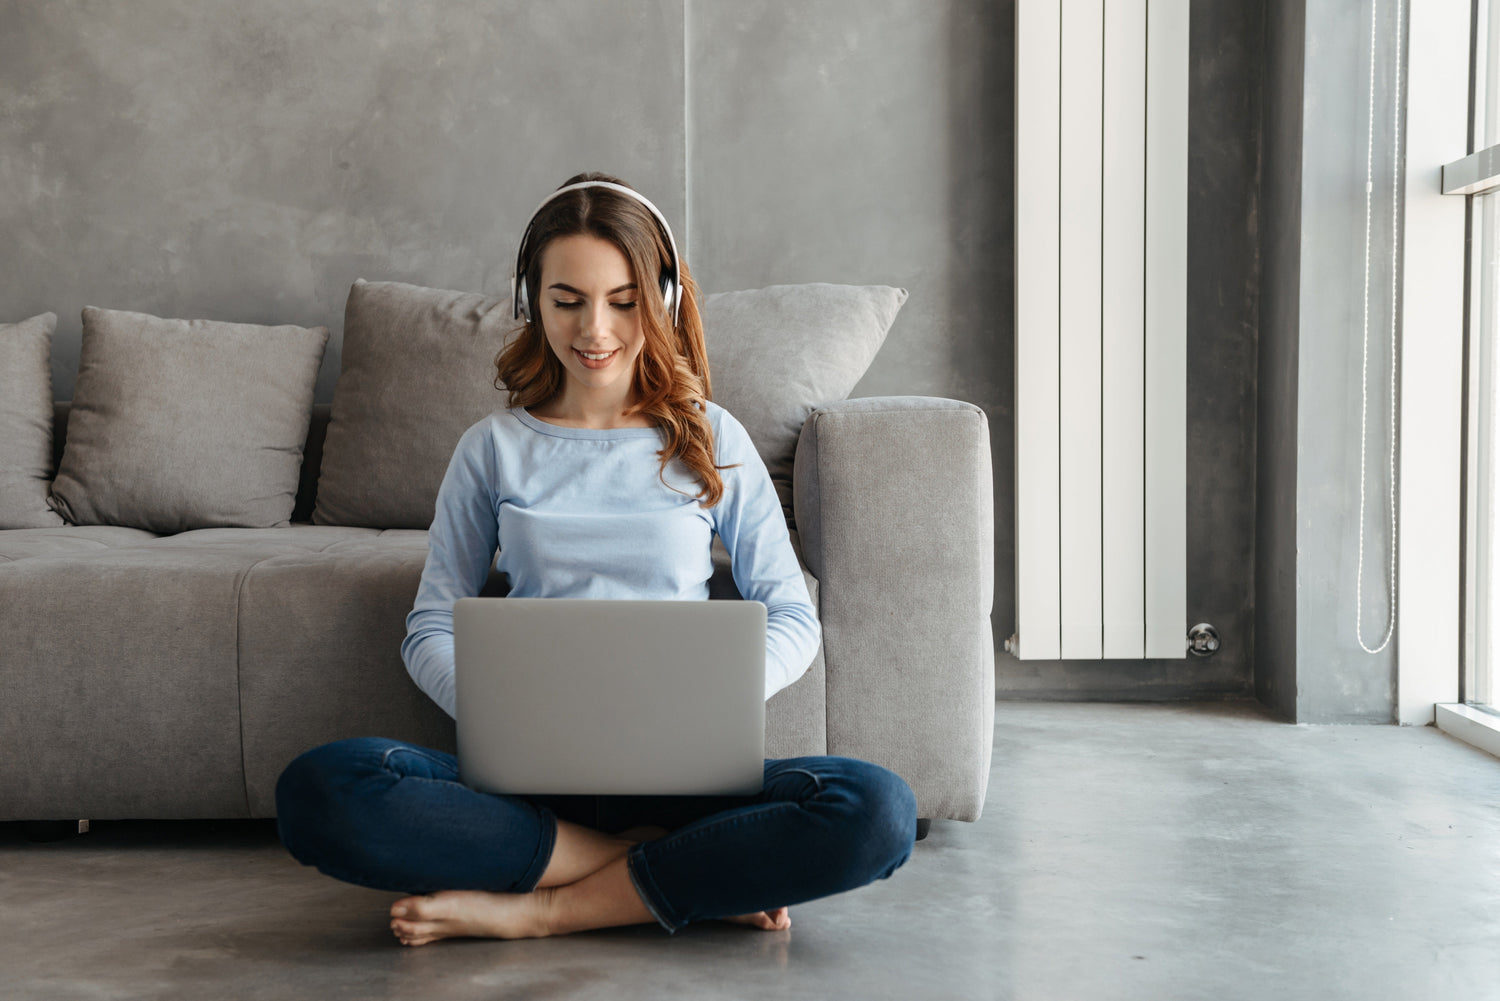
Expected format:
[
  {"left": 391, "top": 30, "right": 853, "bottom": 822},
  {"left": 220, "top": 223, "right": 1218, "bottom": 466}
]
[{"left": 1013, "top": 0, "right": 1187, "bottom": 660}]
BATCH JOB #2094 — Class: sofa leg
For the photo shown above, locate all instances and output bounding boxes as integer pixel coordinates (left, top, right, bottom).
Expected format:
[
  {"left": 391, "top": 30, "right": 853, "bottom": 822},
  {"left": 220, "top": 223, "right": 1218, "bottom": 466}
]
[
  {"left": 23, "top": 820, "right": 89, "bottom": 843},
  {"left": 915, "top": 818, "right": 931, "bottom": 842}
]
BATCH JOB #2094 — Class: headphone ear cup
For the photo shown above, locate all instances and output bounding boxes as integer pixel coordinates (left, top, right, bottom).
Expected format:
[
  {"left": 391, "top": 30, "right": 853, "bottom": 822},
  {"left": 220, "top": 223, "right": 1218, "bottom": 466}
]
[
  {"left": 516, "top": 276, "right": 532, "bottom": 323},
  {"left": 660, "top": 276, "right": 678, "bottom": 324}
]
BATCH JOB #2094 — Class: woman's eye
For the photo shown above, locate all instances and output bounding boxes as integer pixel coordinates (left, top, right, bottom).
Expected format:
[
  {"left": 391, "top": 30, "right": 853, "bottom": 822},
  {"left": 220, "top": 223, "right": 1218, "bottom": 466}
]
[
  {"left": 612, "top": 301, "right": 638, "bottom": 310},
  {"left": 552, "top": 300, "right": 583, "bottom": 309}
]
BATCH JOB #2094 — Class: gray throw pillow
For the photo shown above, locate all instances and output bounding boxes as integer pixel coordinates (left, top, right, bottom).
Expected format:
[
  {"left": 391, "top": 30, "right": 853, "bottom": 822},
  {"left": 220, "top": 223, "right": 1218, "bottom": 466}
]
[
  {"left": 702, "top": 283, "right": 907, "bottom": 527},
  {"left": 0, "top": 313, "right": 65, "bottom": 529},
  {"left": 48, "top": 307, "right": 329, "bottom": 532},
  {"left": 311, "top": 279, "right": 512, "bottom": 529}
]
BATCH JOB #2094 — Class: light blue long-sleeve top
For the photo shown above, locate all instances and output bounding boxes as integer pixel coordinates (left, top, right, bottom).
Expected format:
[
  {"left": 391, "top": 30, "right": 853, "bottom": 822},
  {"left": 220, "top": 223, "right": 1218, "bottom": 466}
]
[{"left": 400, "top": 401, "right": 821, "bottom": 719}]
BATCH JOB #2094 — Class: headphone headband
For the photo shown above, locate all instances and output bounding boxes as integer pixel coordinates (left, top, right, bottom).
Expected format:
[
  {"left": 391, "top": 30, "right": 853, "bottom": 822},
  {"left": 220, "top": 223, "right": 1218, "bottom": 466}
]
[{"left": 510, "top": 180, "right": 682, "bottom": 327}]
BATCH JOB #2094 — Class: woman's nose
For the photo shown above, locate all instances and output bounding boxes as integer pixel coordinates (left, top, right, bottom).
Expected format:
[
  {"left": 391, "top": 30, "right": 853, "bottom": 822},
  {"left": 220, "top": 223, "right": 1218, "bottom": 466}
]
[{"left": 583, "top": 302, "right": 612, "bottom": 335}]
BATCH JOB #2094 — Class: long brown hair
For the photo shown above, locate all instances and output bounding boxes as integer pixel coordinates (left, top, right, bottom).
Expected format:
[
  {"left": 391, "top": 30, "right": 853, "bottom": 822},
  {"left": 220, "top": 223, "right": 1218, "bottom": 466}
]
[{"left": 493, "top": 172, "right": 736, "bottom": 506}]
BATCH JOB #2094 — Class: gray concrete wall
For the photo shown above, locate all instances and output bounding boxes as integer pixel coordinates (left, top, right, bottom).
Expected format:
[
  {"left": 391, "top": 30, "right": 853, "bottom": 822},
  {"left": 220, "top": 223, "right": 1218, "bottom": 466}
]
[
  {"left": 0, "top": 0, "right": 685, "bottom": 404},
  {"left": 1291, "top": 0, "right": 1403, "bottom": 721},
  {"left": 1257, "top": 0, "right": 1404, "bottom": 722},
  {"left": 2, "top": 0, "right": 1271, "bottom": 702},
  {"left": 1178, "top": 0, "right": 1265, "bottom": 701}
]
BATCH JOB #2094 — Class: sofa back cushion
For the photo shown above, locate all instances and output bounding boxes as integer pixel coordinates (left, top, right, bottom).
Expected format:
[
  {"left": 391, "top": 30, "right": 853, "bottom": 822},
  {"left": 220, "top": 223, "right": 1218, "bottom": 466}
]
[
  {"left": 310, "top": 280, "right": 513, "bottom": 529},
  {"left": 48, "top": 306, "right": 329, "bottom": 532},
  {"left": 701, "top": 284, "right": 906, "bottom": 527},
  {"left": 0, "top": 313, "right": 65, "bottom": 528},
  {"left": 310, "top": 279, "right": 905, "bottom": 532}
]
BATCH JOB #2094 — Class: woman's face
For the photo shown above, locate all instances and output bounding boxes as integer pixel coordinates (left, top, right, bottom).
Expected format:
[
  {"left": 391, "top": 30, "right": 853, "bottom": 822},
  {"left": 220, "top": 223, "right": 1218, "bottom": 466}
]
[{"left": 536, "top": 233, "right": 647, "bottom": 400}]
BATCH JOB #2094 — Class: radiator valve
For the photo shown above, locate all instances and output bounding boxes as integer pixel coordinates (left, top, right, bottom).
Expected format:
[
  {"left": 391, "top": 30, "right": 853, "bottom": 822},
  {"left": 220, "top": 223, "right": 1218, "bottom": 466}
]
[{"left": 1187, "top": 623, "right": 1220, "bottom": 657}]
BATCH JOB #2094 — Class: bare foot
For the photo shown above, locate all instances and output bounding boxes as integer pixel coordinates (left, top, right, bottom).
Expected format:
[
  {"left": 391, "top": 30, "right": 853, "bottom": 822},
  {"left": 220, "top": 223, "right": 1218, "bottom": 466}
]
[
  {"left": 389, "top": 888, "right": 557, "bottom": 946},
  {"left": 720, "top": 906, "right": 791, "bottom": 931},
  {"left": 390, "top": 826, "right": 676, "bottom": 945}
]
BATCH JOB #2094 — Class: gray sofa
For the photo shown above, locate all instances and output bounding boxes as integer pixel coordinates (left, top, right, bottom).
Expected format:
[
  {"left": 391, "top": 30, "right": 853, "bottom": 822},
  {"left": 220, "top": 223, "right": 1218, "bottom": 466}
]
[{"left": 0, "top": 283, "right": 994, "bottom": 830}]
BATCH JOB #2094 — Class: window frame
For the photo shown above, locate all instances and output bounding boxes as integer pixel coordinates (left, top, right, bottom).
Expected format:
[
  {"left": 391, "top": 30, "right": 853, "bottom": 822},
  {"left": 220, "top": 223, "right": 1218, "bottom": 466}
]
[
  {"left": 1441, "top": 0, "right": 1500, "bottom": 752},
  {"left": 1397, "top": 0, "right": 1469, "bottom": 726}
]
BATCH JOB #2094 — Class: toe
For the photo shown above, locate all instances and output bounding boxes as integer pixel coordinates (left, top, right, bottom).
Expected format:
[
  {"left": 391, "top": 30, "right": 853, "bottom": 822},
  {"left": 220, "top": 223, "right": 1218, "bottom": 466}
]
[
  {"left": 722, "top": 908, "right": 793, "bottom": 930},
  {"left": 391, "top": 895, "right": 426, "bottom": 918},
  {"left": 394, "top": 921, "right": 443, "bottom": 946},
  {"left": 393, "top": 918, "right": 437, "bottom": 937}
]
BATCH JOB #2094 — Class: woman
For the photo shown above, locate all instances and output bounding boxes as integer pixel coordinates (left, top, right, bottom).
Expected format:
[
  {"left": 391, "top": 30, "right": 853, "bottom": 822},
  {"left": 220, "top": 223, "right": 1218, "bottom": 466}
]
[{"left": 274, "top": 172, "right": 918, "bottom": 946}]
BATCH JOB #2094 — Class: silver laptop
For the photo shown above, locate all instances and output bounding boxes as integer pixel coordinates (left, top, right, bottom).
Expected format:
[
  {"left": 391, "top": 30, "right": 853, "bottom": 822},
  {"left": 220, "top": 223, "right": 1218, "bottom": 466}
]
[{"left": 453, "top": 597, "right": 766, "bottom": 796}]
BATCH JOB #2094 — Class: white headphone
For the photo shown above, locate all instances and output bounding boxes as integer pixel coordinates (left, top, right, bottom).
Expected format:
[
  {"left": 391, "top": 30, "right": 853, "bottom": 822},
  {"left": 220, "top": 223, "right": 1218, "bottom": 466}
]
[{"left": 510, "top": 180, "right": 682, "bottom": 329}]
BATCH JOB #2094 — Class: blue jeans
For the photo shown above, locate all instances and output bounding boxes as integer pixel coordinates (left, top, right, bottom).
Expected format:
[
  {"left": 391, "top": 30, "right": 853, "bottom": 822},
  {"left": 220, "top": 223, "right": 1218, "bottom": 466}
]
[{"left": 274, "top": 737, "right": 918, "bottom": 934}]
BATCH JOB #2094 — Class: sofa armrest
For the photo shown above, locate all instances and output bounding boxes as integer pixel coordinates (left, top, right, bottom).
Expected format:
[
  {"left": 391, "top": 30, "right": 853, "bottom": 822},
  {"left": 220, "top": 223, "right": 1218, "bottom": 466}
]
[{"left": 793, "top": 396, "right": 994, "bottom": 822}]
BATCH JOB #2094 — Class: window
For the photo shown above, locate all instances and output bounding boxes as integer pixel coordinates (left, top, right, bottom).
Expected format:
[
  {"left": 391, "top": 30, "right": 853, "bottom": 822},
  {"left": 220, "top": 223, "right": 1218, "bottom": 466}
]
[{"left": 1461, "top": 0, "right": 1500, "bottom": 714}]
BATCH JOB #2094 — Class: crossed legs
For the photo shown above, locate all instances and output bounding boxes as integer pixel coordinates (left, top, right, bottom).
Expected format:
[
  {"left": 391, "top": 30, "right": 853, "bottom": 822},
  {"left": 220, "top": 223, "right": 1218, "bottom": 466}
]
[{"left": 276, "top": 737, "right": 912, "bottom": 945}]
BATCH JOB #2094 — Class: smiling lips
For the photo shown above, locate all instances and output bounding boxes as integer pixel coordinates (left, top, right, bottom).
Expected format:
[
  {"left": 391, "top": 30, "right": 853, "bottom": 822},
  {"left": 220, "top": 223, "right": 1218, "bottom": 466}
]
[{"left": 574, "top": 347, "right": 618, "bottom": 369}]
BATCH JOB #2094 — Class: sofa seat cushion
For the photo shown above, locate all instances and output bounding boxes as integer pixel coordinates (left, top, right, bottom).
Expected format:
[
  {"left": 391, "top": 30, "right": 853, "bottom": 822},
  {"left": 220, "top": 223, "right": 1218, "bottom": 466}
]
[
  {"left": 0, "top": 543, "right": 284, "bottom": 819},
  {"left": 0, "top": 521, "right": 826, "bottom": 819},
  {"left": 236, "top": 534, "right": 453, "bottom": 816},
  {"left": 0, "top": 525, "right": 160, "bottom": 564}
]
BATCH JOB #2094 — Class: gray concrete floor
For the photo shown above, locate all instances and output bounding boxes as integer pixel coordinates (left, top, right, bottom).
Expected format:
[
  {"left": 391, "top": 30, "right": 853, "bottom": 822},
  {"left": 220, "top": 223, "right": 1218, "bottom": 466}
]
[{"left": 4, "top": 701, "right": 1499, "bottom": 1001}]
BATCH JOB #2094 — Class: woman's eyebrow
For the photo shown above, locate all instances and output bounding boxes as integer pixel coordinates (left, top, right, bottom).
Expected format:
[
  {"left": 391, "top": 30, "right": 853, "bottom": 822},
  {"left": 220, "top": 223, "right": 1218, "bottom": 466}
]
[{"left": 547, "top": 282, "right": 639, "bottom": 295}]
